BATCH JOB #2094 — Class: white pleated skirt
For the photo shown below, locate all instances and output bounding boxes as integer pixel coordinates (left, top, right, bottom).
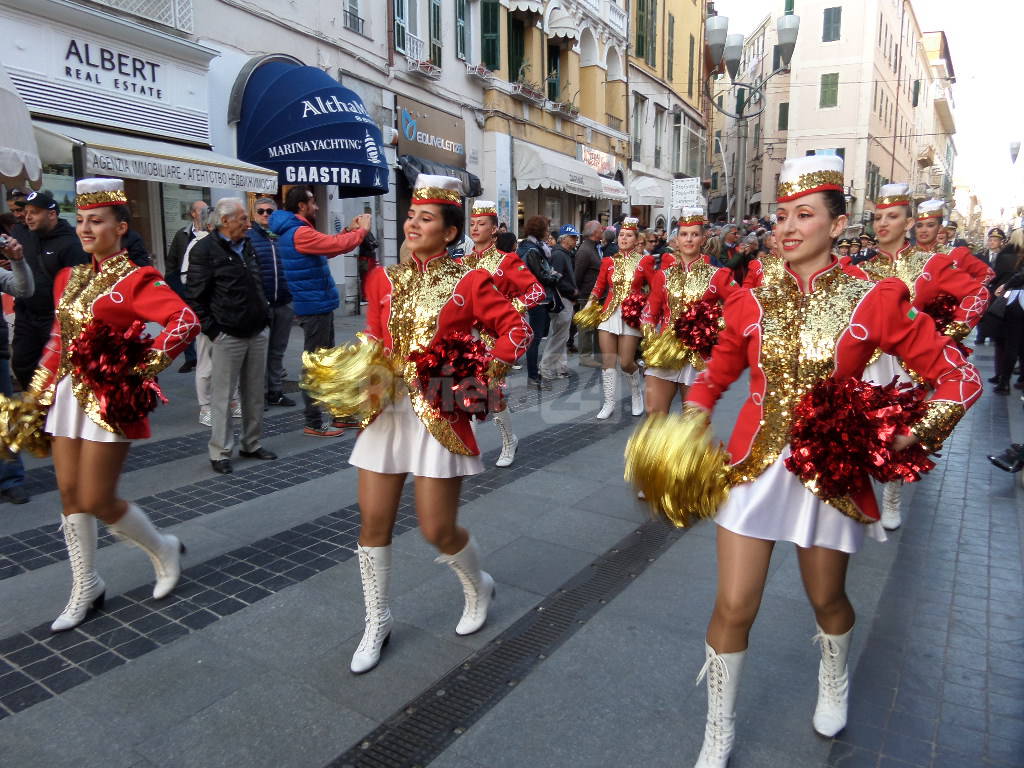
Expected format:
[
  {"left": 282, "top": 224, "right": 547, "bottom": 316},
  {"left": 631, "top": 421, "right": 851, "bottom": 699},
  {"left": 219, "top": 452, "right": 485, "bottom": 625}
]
[
  {"left": 349, "top": 394, "right": 483, "bottom": 478},
  {"left": 715, "top": 447, "right": 886, "bottom": 554},
  {"left": 862, "top": 353, "right": 912, "bottom": 386},
  {"left": 645, "top": 363, "right": 699, "bottom": 385},
  {"left": 44, "top": 377, "right": 129, "bottom": 443},
  {"left": 597, "top": 307, "right": 642, "bottom": 338}
]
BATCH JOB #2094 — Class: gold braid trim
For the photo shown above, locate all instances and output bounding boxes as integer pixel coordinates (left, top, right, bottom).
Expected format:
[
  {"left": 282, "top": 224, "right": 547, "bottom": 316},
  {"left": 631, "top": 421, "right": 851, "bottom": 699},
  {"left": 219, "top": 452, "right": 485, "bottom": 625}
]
[
  {"left": 28, "top": 366, "right": 55, "bottom": 406},
  {"left": 134, "top": 349, "right": 172, "bottom": 378},
  {"left": 911, "top": 400, "right": 965, "bottom": 452},
  {"left": 943, "top": 321, "right": 971, "bottom": 343}
]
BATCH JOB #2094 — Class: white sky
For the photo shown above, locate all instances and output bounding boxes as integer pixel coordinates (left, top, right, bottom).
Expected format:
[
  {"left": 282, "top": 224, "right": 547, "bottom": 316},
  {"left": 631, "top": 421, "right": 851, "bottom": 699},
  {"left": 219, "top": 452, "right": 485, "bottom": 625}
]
[{"left": 713, "top": 0, "right": 1023, "bottom": 218}]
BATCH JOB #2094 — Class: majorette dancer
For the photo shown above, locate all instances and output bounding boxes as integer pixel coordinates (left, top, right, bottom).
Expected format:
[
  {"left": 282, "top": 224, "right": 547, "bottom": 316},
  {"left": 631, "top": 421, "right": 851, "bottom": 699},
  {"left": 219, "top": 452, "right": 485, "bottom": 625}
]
[
  {"left": 577, "top": 217, "right": 646, "bottom": 418},
  {"left": 628, "top": 155, "right": 981, "bottom": 768},
  {"left": 914, "top": 198, "right": 994, "bottom": 285},
  {"left": 305, "top": 175, "right": 533, "bottom": 674},
  {"left": 459, "top": 200, "right": 545, "bottom": 467},
  {"left": 24, "top": 178, "right": 200, "bottom": 632},
  {"left": 639, "top": 207, "right": 739, "bottom": 414},
  {"left": 858, "top": 184, "right": 988, "bottom": 530}
]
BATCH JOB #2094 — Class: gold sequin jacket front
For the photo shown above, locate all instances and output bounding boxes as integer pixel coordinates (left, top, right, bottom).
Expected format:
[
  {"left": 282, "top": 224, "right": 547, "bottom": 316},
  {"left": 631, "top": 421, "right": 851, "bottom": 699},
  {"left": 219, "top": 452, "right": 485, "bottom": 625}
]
[{"left": 589, "top": 248, "right": 644, "bottom": 320}]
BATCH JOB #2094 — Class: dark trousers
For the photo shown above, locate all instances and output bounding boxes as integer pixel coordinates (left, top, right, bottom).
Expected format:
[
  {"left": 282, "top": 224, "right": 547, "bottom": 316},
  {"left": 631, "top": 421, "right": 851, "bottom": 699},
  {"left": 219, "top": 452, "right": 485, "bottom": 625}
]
[
  {"left": 526, "top": 305, "right": 550, "bottom": 379},
  {"left": 265, "top": 303, "right": 294, "bottom": 395},
  {"left": 11, "top": 312, "right": 53, "bottom": 390},
  {"left": 297, "top": 311, "right": 335, "bottom": 426},
  {"left": 997, "top": 303, "right": 1024, "bottom": 384},
  {"left": 0, "top": 342, "right": 24, "bottom": 490}
]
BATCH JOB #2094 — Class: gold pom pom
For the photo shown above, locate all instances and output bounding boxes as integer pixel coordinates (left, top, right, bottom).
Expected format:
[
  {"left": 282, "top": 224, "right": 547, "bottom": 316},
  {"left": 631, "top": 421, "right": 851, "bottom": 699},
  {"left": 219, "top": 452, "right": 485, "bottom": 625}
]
[
  {"left": 624, "top": 409, "right": 730, "bottom": 528},
  {"left": 0, "top": 395, "right": 51, "bottom": 458},
  {"left": 573, "top": 302, "right": 603, "bottom": 329},
  {"left": 641, "top": 327, "right": 689, "bottom": 370},
  {"left": 300, "top": 334, "right": 396, "bottom": 425}
]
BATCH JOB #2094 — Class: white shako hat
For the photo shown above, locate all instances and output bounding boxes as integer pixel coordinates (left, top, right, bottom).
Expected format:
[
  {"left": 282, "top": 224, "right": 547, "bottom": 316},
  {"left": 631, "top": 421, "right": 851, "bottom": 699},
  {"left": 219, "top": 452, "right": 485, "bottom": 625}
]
[
  {"left": 776, "top": 155, "right": 844, "bottom": 202},
  {"left": 875, "top": 182, "right": 912, "bottom": 209},
  {"left": 620, "top": 216, "right": 640, "bottom": 231},
  {"left": 411, "top": 174, "right": 463, "bottom": 207},
  {"left": 677, "top": 207, "right": 706, "bottom": 226},
  {"left": 471, "top": 200, "right": 497, "bottom": 218},
  {"left": 916, "top": 198, "right": 946, "bottom": 221},
  {"left": 75, "top": 177, "right": 128, "bottom": 209}
]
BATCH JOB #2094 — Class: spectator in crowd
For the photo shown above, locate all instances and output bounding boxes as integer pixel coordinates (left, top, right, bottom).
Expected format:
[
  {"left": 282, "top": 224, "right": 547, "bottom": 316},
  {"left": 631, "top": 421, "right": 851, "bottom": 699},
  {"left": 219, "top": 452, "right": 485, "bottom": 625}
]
[
  {"left": 977, "top": 227, "right": 1016, "bottom": 348},
  {"left": 122, "top": 229, "right": 153, "bottom": 267},
  {"left": 496, "top": 232, "right": 519, "bottom": 252},
  {"left": 248, "top": 197, "right": 295, "bottom": 408},
  {"left": 703, "top": 235, "right": 723, "bottom": 265},
  {"left": 11, "top": 191, "right": 87, "bottom": 389},
  {"left": 519, "top": 216, "right": 561, "bottom": 389},
  {"left": 498, "top": 222, "right": 509, "bottom": 233},
  {"left": 186, "top": 198, "right": 275, "bottom": 474},
  {"left": 5, "top": 187, "right": 28, "bottom": 229},
  {"left": 270, "top": 186, "right": 370, "bottom": 436},
  {"left": 717, "top": 223, "right": 740, "bottom": 267},
  {"left": 602, "top": 226, "right": 619, "bottom": 258},
  {"left": 165, "top": 200, "right": 208, "bottom": 372},
  {"left": 0, "top": 226, "right": 35, "bottom": 503},
  {"left": 541, "top": 225, "right": 579, "bottom": 379},
  {"left": 573, "top": 220, "right": 603, "bottom": 367}
]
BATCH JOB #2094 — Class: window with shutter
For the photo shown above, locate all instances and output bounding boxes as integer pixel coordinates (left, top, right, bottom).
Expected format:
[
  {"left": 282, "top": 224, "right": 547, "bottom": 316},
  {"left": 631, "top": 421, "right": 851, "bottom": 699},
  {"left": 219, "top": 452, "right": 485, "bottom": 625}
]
[
  {"left": 778, "top": 102, "right": 789, "bottom": 130},
  {"left": 455, "top": 0, "right": 467, "bottom": 61},
  {"left": 822, "top": 7, "right": 841, "bottom": 42},
  {"left": 394, "top": 0, "right": 407, "bottom": 53},
  {"left": 819, "top": 73, "right": 839, "bottom": 108},
  {"left": 481, "top": 0, "right": 500, "bottom": 70}
]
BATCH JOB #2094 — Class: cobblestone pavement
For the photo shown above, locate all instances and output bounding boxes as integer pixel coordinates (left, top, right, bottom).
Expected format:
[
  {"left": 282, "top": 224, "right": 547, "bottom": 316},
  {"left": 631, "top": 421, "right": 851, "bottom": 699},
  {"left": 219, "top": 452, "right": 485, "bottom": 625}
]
[{"left": 0, "top": 319, "right": 1020, "bottom": 768}]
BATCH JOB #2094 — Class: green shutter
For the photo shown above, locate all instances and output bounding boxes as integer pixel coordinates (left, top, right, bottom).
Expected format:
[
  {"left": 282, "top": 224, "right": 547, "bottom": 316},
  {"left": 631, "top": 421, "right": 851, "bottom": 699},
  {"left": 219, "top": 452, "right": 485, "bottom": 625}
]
[
  {"left": 509, "top": 17, "right": 525, "bottom": 81},
  {"left": 820, "top": 73, "right": 838, "bottom": 108},
  {"left": 481, "top": 0, "right": 499, "bottom": 70},
  {"left": 778, "top": 102, "right": 789, "bottom": 130}
]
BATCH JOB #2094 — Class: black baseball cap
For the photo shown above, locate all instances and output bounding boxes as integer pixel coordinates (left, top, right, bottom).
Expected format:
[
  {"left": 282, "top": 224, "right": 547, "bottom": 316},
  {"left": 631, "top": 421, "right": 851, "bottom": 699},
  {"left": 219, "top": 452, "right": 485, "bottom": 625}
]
[
  {"left": 16, "top": 191, "right": 58, "bottom": 211},
  {"left": 5, "top": 187, "right": 28, "bottom": 201}
]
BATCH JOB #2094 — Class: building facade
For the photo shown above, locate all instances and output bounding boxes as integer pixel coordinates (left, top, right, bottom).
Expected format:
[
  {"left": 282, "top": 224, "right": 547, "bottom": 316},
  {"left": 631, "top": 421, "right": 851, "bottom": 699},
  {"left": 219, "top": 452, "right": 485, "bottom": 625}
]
[
  {"left": 628, "top": 0, "right": 708, "bottom": 230},
  {"left": 708, "top": 0, "right": 957, "bottom": 231}
]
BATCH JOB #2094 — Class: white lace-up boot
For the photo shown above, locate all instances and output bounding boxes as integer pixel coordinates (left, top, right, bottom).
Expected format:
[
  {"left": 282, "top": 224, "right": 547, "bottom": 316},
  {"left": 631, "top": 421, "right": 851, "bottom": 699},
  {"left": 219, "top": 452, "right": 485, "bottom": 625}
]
[
  {"left": 812, "top": 624, "right": 852, "bottom": 737},
  {"left": 630, "top": 369, "right": 645, "bottom": 416},
  {"left": 694, "top": 642, "right": 746, "bottom": 768},
  {"left": 493, "top": 409, "right": 518, "bottom": 468},
  {"left": 51, "top": 514, "right": 106, "bottom": 633},
  {"left": 107, "top": 503, "right": 184, "bottom": 599},
  {"left": 881, "top": 482, "right": 903, "bottom": 530},
  {"left": 596, "top": 369, "right": 617, "bottom": 420},
  {"left": 435, "top": 536, "right": 495, "bottom": 635},
  {"left": 350, "top": 545, "right": 393, "bottom": 674}
]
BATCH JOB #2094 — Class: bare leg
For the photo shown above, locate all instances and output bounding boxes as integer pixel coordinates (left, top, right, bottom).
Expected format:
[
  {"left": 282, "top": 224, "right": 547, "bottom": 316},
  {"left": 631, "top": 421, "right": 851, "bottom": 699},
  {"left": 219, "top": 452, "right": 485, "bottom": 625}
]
[
  {"left": 644, "top": 375, "right": 679, "bottom": 415},
  {"left": 598, "top": 330, "right": 619, "bottom": 370},
  {"left": 73, "top": 440, "right": 131, "bottom": 524},
  {"left": 706, "top": 526, "right": 775, "bottom": 652},
  {"left": 677, "top": 383, "right": 690, "bottom": 410},
  {"left": 414, "top": 476, "right": 466, "bottom": 555},
  {"left": 51, "top": 436, "right": 83, "bottom": 517},
  {"left": 796, "top": 545, "right": 855, "bottom": 635},
  {"left": 358, "top": 469, "right": 407, "bottom": 546},
  {"left": 617, "top": 334, "right": 640, "bottom": 374}
]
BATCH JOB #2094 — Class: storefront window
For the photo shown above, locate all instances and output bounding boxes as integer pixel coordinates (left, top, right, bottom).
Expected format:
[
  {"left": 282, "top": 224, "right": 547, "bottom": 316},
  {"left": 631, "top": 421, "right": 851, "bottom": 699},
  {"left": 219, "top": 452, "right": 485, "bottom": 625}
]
[
  {"left": 162, "top": 184, "right": 210, "bottom": 252},
  {"left": 41, "top": 163, "right": 76, "bottom": 227}
]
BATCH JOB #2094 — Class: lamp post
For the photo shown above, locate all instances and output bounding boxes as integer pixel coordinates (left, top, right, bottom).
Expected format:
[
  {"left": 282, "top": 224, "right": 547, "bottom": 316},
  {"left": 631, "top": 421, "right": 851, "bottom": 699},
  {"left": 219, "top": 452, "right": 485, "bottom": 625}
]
[{"left": 706, "top": 12, "right": 800, "bottom": 223}]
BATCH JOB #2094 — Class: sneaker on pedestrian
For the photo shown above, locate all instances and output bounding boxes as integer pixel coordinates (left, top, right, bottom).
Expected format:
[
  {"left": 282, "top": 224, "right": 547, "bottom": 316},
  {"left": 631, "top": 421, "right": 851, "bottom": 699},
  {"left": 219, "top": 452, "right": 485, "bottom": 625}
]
[
  {"left": 231, "top": 401, "right": 242, "bottom": 418},
  {"left": 266, "top": 392, "right": 296, "bottom": 407},
  {"left": 1, "top": 486, "right": 30, "bottom": 504},
  {"left": 304, "top": 421, "right": 345, "bottom": 437},
  {"left": 178, "top": 360, "right": 196, "bottom": 374},
  {"left": 332, "top": 417, "right": 361, "bottom": 429},
  {"left": 199, "top": 406, "right": 212, "bottom": 426}
]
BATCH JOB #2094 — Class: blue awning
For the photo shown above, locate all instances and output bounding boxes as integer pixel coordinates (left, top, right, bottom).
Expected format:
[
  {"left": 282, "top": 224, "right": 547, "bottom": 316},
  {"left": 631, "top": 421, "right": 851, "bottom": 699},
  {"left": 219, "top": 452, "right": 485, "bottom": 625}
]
[{"left": 237, "top": 62, "right": 388, "bottom": 197}]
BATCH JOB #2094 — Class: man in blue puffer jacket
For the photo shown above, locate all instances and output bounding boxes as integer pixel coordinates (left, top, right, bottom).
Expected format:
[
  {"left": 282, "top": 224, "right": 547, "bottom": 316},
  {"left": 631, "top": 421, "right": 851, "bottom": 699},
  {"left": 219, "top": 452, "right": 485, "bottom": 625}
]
[
  {"left": 269, "top": 186, "right": 371, "bottom": 436},
  {"left": 248, "top": 197, "right": 294, "bottom": 408}
]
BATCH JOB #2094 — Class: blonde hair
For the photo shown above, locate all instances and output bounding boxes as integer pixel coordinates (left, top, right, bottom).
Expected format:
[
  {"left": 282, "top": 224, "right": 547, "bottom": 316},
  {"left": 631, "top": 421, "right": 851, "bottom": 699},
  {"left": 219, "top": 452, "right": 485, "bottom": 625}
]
[
  {"left": 702, "top": 236, "right": 722, "bottom": 260},
  {"left": 1009, "top": 229, "right": 1024, "bottom": 252}
]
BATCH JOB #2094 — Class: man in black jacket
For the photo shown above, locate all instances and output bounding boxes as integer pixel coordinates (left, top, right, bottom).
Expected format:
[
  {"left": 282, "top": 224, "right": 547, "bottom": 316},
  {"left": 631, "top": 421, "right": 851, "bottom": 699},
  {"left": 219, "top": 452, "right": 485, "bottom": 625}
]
[
  {"left": 166, "top": 200, "right": 207, "bottom": 372},
  {"left": 977, "top": 228, "right": 1016, "bottom": 349},
  {"left": 187, "top": 199, "right": 275, "bottom": 474},
  {"left": 518, "top": 216, "right": 561, "bottom": 388},
  {"left": 11, "top": 191, "right": 88, "bottom": 389},
  {"left": 574, "top": 221, "right": 603, "bottom": 366},
  {"left": 540, "top": 225, "right": 579, "bottom": 379}
]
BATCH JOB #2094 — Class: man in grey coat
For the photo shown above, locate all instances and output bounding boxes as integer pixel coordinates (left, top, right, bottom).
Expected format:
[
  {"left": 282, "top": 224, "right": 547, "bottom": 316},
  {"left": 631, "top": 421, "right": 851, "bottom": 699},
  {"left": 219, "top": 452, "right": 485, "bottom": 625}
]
[{"left": 573, "top": 220, "right": 603, "bottom": 367}]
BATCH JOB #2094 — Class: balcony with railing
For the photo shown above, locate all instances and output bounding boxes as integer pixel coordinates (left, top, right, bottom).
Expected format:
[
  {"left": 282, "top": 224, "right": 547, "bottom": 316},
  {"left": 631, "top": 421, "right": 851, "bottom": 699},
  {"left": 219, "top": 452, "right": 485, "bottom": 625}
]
[
  {"left": 89, "top": 0, "right": 193, "bottom": 32},
  {"left": 605, "top": 1, "right": 628, "bottom": 37},
  {"left": 343, "top": 8, "right": 366, "bottom": 36},
  {"left": 404, "top": 32, "right": 441, "bottom": 79}
]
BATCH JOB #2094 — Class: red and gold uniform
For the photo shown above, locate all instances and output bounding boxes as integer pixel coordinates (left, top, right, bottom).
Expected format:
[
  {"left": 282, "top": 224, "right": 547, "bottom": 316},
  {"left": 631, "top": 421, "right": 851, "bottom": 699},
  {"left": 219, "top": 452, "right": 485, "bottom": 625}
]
[
  {"left": 630, "top": 250, "right": 677, "bottom": 295},
  {"left": 459, "top": 245, "right": 545, "bottom": 313},
  {"left": 31, "top": 250, "right": 199, "bottom": 440},
  {"left": 590, "top": 245, "right": 645, "bottom": 338}
]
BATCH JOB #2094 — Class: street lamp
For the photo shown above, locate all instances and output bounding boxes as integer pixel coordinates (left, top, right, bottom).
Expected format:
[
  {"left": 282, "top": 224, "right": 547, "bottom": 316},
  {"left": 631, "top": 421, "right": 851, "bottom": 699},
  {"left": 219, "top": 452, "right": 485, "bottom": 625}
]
[{"left": 705, "top": 14, "right": 800, "bottom": 223}]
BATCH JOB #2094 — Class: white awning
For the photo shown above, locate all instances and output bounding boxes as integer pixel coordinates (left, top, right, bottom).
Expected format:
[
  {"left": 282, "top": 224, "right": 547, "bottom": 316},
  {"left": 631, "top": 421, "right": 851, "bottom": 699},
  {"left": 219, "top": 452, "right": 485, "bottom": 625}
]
[
  {"left": 34, "top": 122, "right": 279, "bottom": 194},
  {"left": 514, "top": 140, "right": 602, "bottom": 198},
  {"left": 749, "top": 191, "right": 762, "bottom": 205},
  {"left": 630, "top": 174, "right": 667, "bottom": 208},
  {"left": 547, "top": 7, "right": 580, "bottom": 40},
  {"left": 601, "top": 177, "right": 628, "bottom": 202},
  {"left": 0, "top": 65, "right": 40, "bottom": 186},
  {"left": 507, "top": 0, "right": 543, "bottom": 13}
]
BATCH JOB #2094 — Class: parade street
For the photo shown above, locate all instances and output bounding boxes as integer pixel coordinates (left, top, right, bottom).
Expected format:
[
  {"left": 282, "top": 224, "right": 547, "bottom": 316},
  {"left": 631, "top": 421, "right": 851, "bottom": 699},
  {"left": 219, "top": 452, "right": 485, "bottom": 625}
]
[{"left": 0, "top": 314, "right": 1020, "bottom": 768}]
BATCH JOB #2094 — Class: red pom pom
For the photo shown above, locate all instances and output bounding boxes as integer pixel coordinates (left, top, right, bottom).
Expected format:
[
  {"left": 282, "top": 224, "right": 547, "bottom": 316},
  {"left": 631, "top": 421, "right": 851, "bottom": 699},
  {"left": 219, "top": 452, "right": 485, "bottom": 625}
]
[
  {"left": 922, "top": 292, "right": 957, "bottom": 333},
  {"left": 68, "top": 319, "right": 168, "bottom": 432},
  {"left": 672, "top": 299, "right": 723, "bottom": 360},
  {"left": 408, "top": 332, "right": 501, "bottom": 421},
  {"left": 785, "top": 376, "right": 936, "bottom": 502},
  {"left": 620, "top": 292, "right": 646, "bottom": 329}
]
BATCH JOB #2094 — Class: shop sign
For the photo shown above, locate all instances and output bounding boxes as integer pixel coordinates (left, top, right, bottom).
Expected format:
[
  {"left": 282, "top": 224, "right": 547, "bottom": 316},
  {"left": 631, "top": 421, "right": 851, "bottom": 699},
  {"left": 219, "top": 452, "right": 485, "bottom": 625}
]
[
  {"left": 396, "top": 96, "right": 466, "bottom": 168},
  {"left": 581, "top": 146, "right": 615, "bottom": 176},
  {"left": 85, "top": 147, "right": 278, "bottom": 194}
]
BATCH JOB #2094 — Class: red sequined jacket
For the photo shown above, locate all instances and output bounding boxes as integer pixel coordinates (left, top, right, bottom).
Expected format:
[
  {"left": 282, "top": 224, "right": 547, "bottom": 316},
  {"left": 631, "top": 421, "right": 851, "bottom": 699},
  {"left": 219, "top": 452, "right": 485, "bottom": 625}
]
[
  {"left": 686, "top": 259, "right": 981, "bottom": 523},
  {"left": 589, "top": 248, "right": 644, "bottom": 319},
  {"left": 31, "top": 251, "right": 200, "bottom": 439},
  {"left": 363, "top": 251, "right": 534, "bottom": 456},
  {"left": 457, "top": 244, "right": 546, "bottom": 312},
  {"left": 630, "top": 251, "right": 677, "bottom": 294},
  {"left": 845, "top": 243, "right": 989, "bottom": 341},
  {"left": 641, "top": 258, "right": 739, "bottom": 329}
]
